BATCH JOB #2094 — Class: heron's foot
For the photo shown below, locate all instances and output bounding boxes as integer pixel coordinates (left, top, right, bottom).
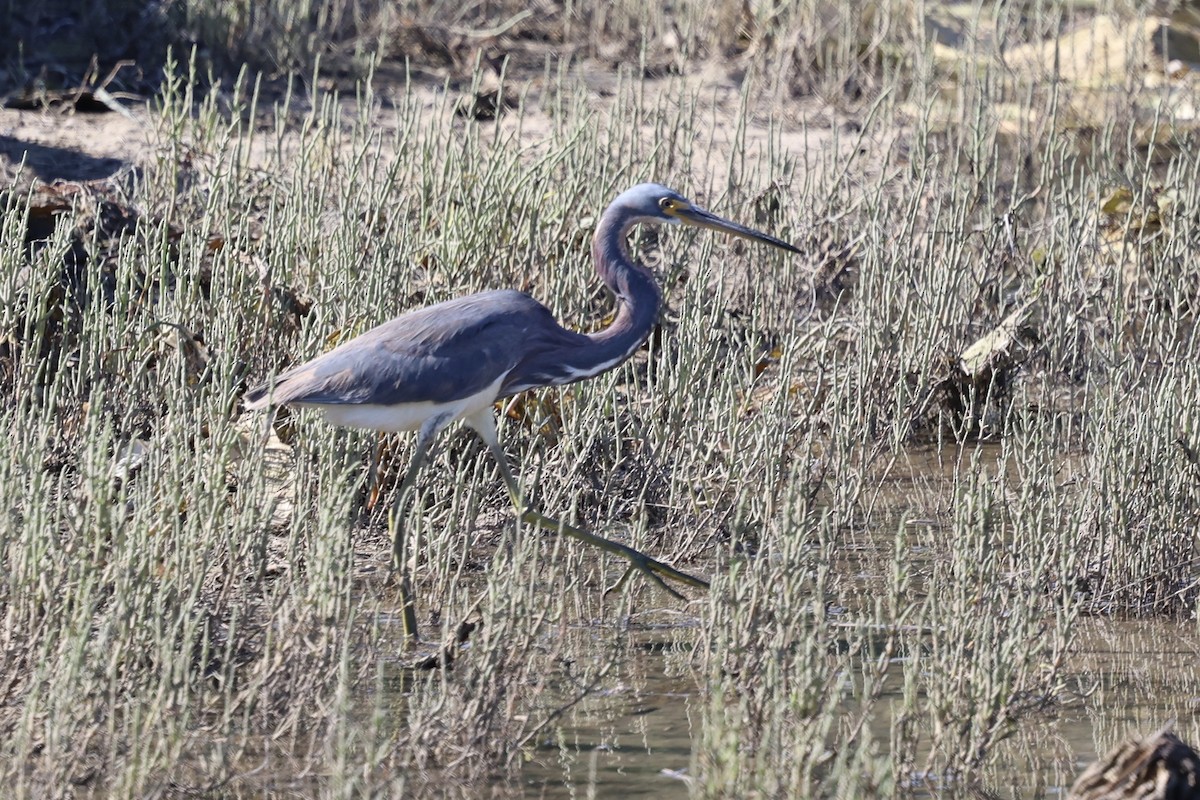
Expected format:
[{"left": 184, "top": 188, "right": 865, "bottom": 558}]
[
  {"left": 517, "top": 508, "right": 709, "bottom": 599},
  {"left": 606, "top": 563, "right": 685, "bottom": 602}
]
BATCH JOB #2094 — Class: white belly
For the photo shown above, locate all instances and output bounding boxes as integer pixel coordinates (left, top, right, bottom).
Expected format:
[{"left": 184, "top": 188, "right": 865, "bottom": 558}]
[{"left": 295, "top": 375, "right": 505, "bottom": 433}]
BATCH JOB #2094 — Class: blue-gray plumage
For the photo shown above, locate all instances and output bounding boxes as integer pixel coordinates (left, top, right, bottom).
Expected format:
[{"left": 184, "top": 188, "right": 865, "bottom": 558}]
[
  {"left": 246, "top": 290, "right": 584, "bottom": 408},
  {"left": 245, "top": 183, "right": 799, "bottom": 638}
]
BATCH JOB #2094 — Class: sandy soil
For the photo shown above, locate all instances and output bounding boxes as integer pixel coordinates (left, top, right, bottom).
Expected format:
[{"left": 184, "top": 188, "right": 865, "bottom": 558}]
[
  {"left": 0, "top": 106, "right": 150, "bottom": 186},
  {"left": 0, "top": 60, "right": 860, "bottom": 193}
]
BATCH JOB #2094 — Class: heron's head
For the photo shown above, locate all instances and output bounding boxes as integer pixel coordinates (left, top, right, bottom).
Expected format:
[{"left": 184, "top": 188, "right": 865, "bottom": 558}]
[{"left": 611, "top": 183, "right": 800, "bottom": 254}]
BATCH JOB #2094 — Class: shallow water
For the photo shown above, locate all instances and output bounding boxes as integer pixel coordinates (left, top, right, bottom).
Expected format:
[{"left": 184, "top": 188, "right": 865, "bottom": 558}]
[
  {"left": 519, "top": 639, "right": 696, "bottom": 798},
  {"left": 510, "top": 616, "right": 1200, "bottom": 798},
  {"left": 387, "top": 442, "right": 1200, "bottom": 798}
]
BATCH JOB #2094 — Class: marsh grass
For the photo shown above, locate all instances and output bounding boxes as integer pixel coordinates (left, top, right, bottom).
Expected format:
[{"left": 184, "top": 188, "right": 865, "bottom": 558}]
[
  {"left": 175, "top": 0, "right": 925, "bottom": 96},
  {"left": 2, "top": 2, "right": 1200, "bottom": 797}
]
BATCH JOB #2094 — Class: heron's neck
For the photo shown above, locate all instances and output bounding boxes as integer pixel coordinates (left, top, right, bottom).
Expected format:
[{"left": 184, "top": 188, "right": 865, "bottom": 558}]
[
  {"left": 514, "top": 214, "right": 662, "bottom": 390},
  {"left": 589, "top": 215, "right": 662, "bottom": 355}
]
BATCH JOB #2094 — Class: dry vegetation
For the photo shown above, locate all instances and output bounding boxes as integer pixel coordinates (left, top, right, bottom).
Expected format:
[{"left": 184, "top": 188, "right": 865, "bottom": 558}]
[{"left": 2, "top": 0, "right": 1200, "bottom": 797}]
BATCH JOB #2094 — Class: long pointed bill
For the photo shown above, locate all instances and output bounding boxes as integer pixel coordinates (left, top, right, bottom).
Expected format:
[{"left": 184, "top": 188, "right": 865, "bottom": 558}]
[{"left": 676, "top": 205, "right": 802, "bottom": 254}]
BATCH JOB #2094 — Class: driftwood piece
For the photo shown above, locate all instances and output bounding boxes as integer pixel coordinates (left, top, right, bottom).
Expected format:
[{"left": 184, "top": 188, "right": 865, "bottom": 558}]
[{"left": 1068, "top": 724, "right": 1200, "bottom": 800}]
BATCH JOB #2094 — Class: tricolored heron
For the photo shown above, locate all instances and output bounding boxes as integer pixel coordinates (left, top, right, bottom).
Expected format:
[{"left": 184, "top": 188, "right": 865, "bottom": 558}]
[{"left": 245, "top": 183, "right": 799, "bottom": 639}]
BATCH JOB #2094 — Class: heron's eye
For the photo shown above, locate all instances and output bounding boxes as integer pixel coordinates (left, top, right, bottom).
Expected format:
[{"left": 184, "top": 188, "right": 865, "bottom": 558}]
[{"left": 659, "top": 197, "right": 675, "bottom": 212}]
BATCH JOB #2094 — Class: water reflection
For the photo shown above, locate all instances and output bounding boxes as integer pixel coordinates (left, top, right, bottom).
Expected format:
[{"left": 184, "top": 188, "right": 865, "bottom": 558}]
[
  {"left": 506, "top": 608, "right": 1200, "bottom": 798},
  {"left": 518, "top": 631, "right": 697, "bottom": 799}
]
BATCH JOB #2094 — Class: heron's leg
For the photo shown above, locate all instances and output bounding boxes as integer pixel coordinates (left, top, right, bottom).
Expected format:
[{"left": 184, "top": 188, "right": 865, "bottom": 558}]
[
  {"left": 463, "top": 410, "right": 709, "bottom": 599},
  {"left": 365, "top": 434, "right": 386, "bottom": 510},
  {"left": 389, "top": 415, "right": 448, "bottom": 641}
]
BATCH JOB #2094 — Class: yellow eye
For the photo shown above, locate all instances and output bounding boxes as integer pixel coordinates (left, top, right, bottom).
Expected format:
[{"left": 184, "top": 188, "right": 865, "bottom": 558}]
[{"left": 659, "top": 197, "right": 676, "bottom": 212}]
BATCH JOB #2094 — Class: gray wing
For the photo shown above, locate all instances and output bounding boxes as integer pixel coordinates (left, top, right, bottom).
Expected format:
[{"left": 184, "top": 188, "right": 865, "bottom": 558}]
[{"left": 246, "top": 290, "right": 588, "bottom": 408}]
